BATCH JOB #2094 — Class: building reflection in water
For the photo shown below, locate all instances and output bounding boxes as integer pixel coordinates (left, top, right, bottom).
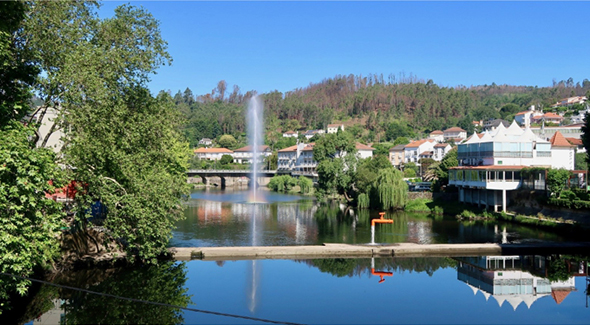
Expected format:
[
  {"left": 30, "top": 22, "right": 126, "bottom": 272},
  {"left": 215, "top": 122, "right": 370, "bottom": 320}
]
[
  {"left": 276, "top": 203, "right": 318, "bottom": 244},
  {"left": 456, "top": 255, "right": 587, "bottom": 310}
]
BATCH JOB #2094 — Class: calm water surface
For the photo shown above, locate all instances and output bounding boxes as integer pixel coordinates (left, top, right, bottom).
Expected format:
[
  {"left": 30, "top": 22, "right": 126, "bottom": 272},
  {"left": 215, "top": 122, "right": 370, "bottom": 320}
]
[
  {"left": 14, "top": 256, "right": 590, "bottom": 324},
  {"left": 10, "top": 189, "right": 589, "bottom": 324},
  {"left": 170, "top": 189, "right": 569, "bottom": 247}
]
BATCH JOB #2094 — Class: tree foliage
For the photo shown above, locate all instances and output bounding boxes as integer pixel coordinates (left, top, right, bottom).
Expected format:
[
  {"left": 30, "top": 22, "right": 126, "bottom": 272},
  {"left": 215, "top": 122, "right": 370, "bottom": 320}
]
[
  {"left": 0, "top": 2, "right": 64, "bottom": 302},
  {"left": 376, "top": 168, "right": 408, "bottom": 210},
  {"left": 546, "top": 168, "right": 571, "bottom": 197},
  {"left": 23, "top": 1, "right": 189, "bottom": 263},
  {"left": 218, "top": 134, "right": 237, "bottom": 149}
]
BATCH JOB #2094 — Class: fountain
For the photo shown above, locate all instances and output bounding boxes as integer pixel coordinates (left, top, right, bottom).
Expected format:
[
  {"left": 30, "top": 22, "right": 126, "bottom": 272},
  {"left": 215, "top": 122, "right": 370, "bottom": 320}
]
[
  {"left": 246, "top": 95, "right": 264, "bottom": 313},
  {"left": 247, "top": 95, "right": 264, "bottom": 203}
]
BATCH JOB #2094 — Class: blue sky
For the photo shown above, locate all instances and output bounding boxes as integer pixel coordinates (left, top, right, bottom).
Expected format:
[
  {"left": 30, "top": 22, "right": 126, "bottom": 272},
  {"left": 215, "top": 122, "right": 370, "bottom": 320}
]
[{"left": 99, "top": 1, "right": 590, "bottom": 97}]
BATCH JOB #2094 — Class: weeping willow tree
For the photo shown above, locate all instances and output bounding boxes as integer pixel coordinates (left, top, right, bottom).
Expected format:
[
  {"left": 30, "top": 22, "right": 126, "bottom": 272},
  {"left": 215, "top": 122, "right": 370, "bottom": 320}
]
[
  {"left": 357, "top": 192, "right": 370, "bottom": 209},
  {"left": 376, "top": 168, "right": 408, "bottom": 210}
]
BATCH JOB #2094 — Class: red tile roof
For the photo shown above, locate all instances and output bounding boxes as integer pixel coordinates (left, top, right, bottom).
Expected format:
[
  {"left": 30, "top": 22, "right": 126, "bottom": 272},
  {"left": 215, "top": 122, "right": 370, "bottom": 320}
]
[
  {"left": 405, "top": 139, "right": 433, "bottom": 148},
  {"left": 550, "top": 131, "right": 575, "bottom": 147},
  {"left": 444, "top": 127, "right": 466, "bottom": 133},
  {"left": 566, "top": 137, "right": 583, "bottom": 146},
  {"left": 355, "top": 142, "right": 375, "bottom": 151},
  {"left": 283, "top": 130, "right": 297, "bottom": 134},
  {"left": 234, "top": 145, "right": 270, "bottom": 152},
  {"left": 434, "top": 143, "right": 449, "bottom": 148},
  {"left": 430, "top": 130, "right": 443, "bottom": 135},
  {"left": 194, "top": 147, "right": 233, "bottom": 154},
  {"left": 302, "top": 143, "right": 315, "bottom": 151},
  {"left": 278, "top": 145, "right": 298, "bottom": 152}
]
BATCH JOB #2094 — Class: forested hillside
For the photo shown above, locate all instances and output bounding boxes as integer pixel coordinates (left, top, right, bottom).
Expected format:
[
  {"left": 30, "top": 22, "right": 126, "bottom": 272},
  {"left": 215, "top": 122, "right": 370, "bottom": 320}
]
[{"left": 168, "top": 74, "right": 590, "bottom": 147}]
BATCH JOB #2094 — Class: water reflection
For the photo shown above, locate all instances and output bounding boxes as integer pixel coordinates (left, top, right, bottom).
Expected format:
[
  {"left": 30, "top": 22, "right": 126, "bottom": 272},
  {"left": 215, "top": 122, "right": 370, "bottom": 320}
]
[
  {"left": 456, "top": 255, "right": 587, "bottom": 310},
  {"left": 1, "top": 261, "right": 192, "bottom": 325},
  {"left": 173, "top": 190, "right": 572, "bottom": 248}
]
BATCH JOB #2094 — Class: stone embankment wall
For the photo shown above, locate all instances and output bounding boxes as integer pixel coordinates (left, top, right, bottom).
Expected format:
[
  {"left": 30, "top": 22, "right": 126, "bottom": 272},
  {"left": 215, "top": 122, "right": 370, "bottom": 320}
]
[{"left": 408, "top": 192, "right": 433, "bottom": 200}]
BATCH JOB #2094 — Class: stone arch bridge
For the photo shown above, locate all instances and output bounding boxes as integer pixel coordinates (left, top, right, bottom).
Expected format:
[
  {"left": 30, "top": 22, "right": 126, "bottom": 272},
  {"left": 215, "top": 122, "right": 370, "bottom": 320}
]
[{"left": 187, "top": 169, "right": 277, "bottom": 189}]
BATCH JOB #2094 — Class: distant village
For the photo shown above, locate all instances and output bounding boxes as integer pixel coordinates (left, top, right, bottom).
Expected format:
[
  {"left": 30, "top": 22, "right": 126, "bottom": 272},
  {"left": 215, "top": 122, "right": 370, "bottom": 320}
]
[{"left": 193, "top": 95, "right": 587, "bottom": 175}]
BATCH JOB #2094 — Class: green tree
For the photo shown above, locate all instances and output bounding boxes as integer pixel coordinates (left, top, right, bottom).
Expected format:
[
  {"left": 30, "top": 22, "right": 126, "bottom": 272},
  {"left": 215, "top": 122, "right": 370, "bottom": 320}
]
[
  {"left": 0, "top": 2, "right": 64, "bottom": 302},
  {"left": 219, "top": 154, "right": 233, "bottom": 166},
  {"left": 575, "top": 152, "right": 587, "bottom": 171},
  {"left": 218, "top": 134, "right": 237, "bottom": 149},
  {"left": 376, "top": 168, "right": 408, "bottom": 210},
  {"left": 546, "top": 168, "right": 571, "bottom": 197},
  {"left": 298, "top": 176, "right": 313, "bottom": 194},
  {"left": 499, "top": 103, "right": 520, "bottom": 119},
  {"left": 23, "top": 2, "right": 189, "bottom": 263},
  {"left": 434, "top": 147, "right": 458, "bottom": 190},
  {"left": 314, "top": 131, "right": 357, "bottom": 200},
  {"left": 393, "top": 137, "right": 410, "bottom": 146},
  {"left": 265, "top": 152, "right": 278, "bottom": 170}
]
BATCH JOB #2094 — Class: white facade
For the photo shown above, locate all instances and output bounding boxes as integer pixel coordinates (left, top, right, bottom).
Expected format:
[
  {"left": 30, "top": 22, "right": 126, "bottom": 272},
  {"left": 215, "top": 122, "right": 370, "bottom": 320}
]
[
  {"left": 433, "top": 143, "right": 451, "bottom": 161},
  {"left": 194, "top": 148, "right": 233, "bottom": 160},
  {"left": 198, "top": 138, "right": 213, "bottom": 146},
  {"left": 326, "top": 124, "right": 344, "bottom": 134},
  {"left": 282, "top": 131, "right": 298, "bottom": 138},
  {"left": 233, "top": 145, "right": 272, "bottom": 164},
  {"left": 428, "top": 131, "right": 444, "bottom": 143},
  {"left": 443, "top": 127, "right": 467, "bottom": 141},
  {"left": 404, "top": 139, "right": 435, "bottom": 163}
]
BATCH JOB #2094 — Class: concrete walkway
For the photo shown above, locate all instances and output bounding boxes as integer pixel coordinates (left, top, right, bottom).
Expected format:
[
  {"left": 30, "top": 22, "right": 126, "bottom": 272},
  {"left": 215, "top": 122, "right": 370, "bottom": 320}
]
[{"left": 170, "top": 242, "right": 590, "bottom": 261}]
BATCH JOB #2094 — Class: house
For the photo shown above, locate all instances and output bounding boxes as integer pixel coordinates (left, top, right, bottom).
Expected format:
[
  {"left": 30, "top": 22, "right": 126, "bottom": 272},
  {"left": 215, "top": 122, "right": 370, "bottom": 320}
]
[
  {"left": 303, "top": 129, "right": 325, "bottom": 140},
  {"left": 326, "top": 124, "right": 344, "bottom": 134},
  {"left": 282, "top": 130, "right": 298, "bottom": 138},
  {"left": 355, "top": 142, "right": 375, "bottom": 159},
  {"left": 483, "top": 119, "right": 510, "bottom": 132},
  {"left": 566, "top": 137, "right": 586, "bottom": 153},
  {"left": 433, "top": 143, "right": 451, "bottom": 161},
  {"left": 404, "top": 139, "right": 435, "bottom": 164},
  {"left": 472, "top": 120, "right": 483, "bottom": 128},
  {"left": 571, "top": 108, "right": 589, "bottom": 125},
  {"left": 389, "top": 144, "right": 406, "bottom": 169},
  {"left": 531, "top": 112, "right": 564, "bottom": 125},
  {"left": 514, "top": 110, "right": 543, "bottom": 127},
  {"left": 296, "top": 143, "right": 317, "bottom": 175},
  {"left": 443, "top": 127, "right": 467, "bottom": 141},
  {"left": 551, "top": 96, "right": 587, "bottom": 108},
  {"left": 28, "top": 106, "right": 64, "bottom": 153},
  {"left": 428, "top": 130, "right": 444, "bottom": 143},
  {"left": 277, "top": 144, "right": 300, "bottom": 171},
  {"left": 449, "top": 121, "right": 576, "bottom": 212},
  {"left": 198, "top": 138, "right": 213, "bottom": 146},
  {"left": 233, "top": 145, "right": 272, "bottom": 164},
  {"left": 194, "top": 147, "right": 233, "bottom": 161}
]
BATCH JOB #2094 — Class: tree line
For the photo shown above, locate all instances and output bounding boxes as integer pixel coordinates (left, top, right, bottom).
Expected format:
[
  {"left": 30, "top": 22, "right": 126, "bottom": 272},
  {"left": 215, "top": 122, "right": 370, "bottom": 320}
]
[{"left": 171, "top": 74, "right": 590, "bottom": 146}]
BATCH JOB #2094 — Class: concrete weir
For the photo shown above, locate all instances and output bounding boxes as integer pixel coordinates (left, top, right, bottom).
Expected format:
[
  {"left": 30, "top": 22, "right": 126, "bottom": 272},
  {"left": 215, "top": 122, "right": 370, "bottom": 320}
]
[{"left": 170, "top": 242, "right": 590, "bottom": 261}]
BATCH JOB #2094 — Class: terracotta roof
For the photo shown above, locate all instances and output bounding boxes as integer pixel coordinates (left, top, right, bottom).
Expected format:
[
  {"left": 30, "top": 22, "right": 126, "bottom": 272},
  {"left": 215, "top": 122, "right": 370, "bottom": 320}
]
[
  {"left": 551, "top": 289, "right": 572, "bottom": 305},
  {"left": 327, "top": 124, "right": 342, "bottom": 128},
  {"left": 283, "top": 130, "right": 297, "bottom": 134},
  {"left": 566, "top": 137, "right": 583, "bottom": 146},
  {"left": 194, "top": 147, "right": 233, "bottom": 154},
  {"left": 234, "top": 145, "right": 270, "bottom": 152},
  {"left": 550, "top": 131, "right": 575, "bottom": 147},
  {"left": 278, "top": 145, "right": 298, "bottom": 152},
  {"left": 302, "top": 143, "right": 315, "bottom": 151},
  {"left": 405, "top": 139, "right": 433, "bottom": 148},
  {"left": 515, "top": 111, "right": 530, "bottom": 116},
  {"left": 355, "top": 142, "right": 375, "bottom": 151},
  {"left": 444, "top": 127, "right": 466, "bottom": 133},
  {"left": 419, "top": 151, "right": 433, "bottom": 156},
  {"left": 430, "top": 130, "right": 443, "bottom": 135},
  {"left": 544, "top": 112, "right": 564, "bottom": 119},
  {"left": 434, "top": 143, "right": 449, "bottom": 148}
]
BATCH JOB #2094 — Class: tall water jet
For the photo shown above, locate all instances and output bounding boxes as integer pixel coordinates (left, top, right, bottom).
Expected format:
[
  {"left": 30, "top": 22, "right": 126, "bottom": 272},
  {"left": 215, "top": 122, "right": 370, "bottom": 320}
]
[{"left": 247, "top": 95, "right": 264, "bottom": 202}]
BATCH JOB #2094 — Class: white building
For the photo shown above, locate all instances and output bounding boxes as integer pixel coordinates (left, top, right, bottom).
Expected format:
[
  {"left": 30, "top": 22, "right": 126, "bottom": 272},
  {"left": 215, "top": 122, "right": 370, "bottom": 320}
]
[
  {"left": 551, "top": 95, "right": 587, "bottom": 108},
  {"left": 443, "top": 127, "right": 467, "bottom": 142},
  {"left": 198, "top": 138, "right": 213, "bottom": 146},
  {"left": 303, "top": 129, "right": 325, "bottom": 140},
  {"left": 433, "top": 143, "right": 451, "bottom": 161},
  {"left": 428, "top": 130, "right": 444, "bottom": 143},
  {"left": 326, "top": 124, "right": 344, "bottom": 134},
  {"left": 355, "top": 142, "right": 375, "bottom": 159},
  {"left": 404, "top": 139, "right": 435, "bottom": 163},
  {"left": 30, "top": 106, "right": 65, "bottom": 153},
  {"left": 449, "top": 121, "right": 576, "bottom": 212},
  {"left": 282, "top": 130, "right": 298, "bottom": 138},
  {"left": 194, "top": 147, "right": 233, "bottom": 161},
  {"left": 233, "top": 145, "right": 272, "bottom": 164}
]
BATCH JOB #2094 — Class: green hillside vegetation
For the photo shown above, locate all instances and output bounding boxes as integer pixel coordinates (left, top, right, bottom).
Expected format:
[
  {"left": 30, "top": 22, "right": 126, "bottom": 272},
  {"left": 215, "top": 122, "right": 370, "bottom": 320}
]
[{"left": 171, "top": 75, "right": 590, "bottom": 146}]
